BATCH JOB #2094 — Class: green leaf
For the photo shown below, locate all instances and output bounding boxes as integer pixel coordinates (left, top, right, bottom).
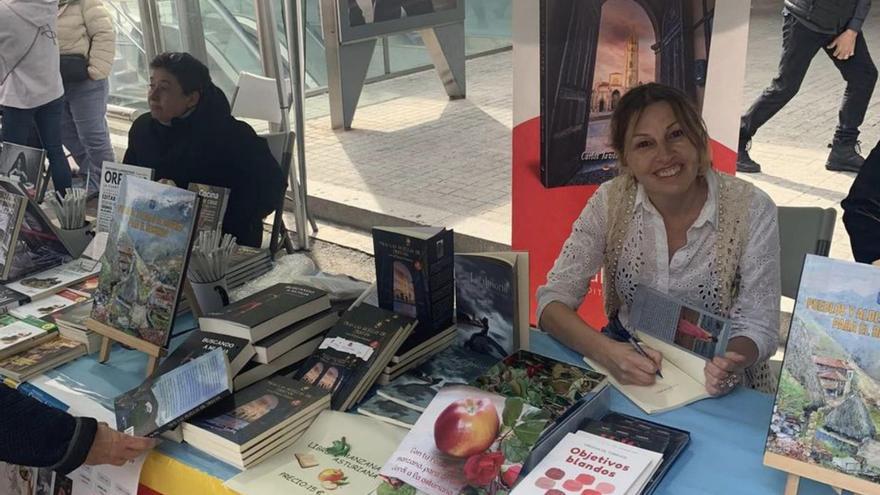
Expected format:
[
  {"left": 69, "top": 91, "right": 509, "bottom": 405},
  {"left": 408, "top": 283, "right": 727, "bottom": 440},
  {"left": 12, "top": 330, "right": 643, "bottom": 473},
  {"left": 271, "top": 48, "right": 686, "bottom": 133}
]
[
  {"left": 502, "top": 397, "right": 524, "bottom": 427},
  {"left": 501, "top": 435, "right": 530, "bottom": 463},
  {"left": 325, "top": 436, "right": 350, "bottom": 456},
  {"left": 377, "top": 482, "right": 416, "bottom": 495},
  {"left": 513, "top": 420, "right": 548, "bottom": 445}
]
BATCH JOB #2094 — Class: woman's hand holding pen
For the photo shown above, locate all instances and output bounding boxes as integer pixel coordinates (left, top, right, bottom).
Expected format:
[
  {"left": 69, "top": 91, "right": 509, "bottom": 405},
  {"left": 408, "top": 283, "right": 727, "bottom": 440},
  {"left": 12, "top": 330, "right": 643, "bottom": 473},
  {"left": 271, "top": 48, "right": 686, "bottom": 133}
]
[{"left": 598, "top": 338, "right": 663, "bottom": 386}]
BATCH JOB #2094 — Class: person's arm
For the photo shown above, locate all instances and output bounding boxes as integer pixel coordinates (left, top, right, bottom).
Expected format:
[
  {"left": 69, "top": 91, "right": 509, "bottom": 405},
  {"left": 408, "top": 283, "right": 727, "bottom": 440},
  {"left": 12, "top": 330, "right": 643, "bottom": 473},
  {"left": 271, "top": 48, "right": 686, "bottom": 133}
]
[
  {"left": 705, "top": 189, "right": 781, "bottom": 395},
  {"left": 842, "top": 142, "right": 880, "bottom": 264},
  {"left": 82, "top": 0, "right": 116, "bottom": 80},
  {"left": 535, "top": 185, "right": 661, "bottom": 385},
  {"left": 848, "top": 0, "right": 871, "bottom": 32}
]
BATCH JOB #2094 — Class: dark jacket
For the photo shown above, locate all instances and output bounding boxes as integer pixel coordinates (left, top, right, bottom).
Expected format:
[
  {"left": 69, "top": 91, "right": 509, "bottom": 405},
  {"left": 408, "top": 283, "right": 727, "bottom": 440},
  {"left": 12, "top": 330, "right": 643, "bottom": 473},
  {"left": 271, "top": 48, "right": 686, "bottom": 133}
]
[
  {"left": 784, "top": 0, "right": 871, "bottom": 33},
  {"left": 123, "top": 83, "right": 285, "bottom": 248},
  {"left": 0, "top": 384, "right": 97, "bottom": 474},
  {"left": 842, "top": 141, "right": 880, "bottom": 264}
]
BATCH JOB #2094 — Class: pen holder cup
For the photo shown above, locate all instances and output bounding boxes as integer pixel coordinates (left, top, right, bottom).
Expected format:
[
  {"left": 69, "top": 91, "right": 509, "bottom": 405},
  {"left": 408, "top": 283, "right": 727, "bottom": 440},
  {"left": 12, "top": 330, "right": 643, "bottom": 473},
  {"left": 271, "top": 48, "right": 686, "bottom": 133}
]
[
  {"left": 57, "top": 220, "right": 94, "bottom": 259},
  {"left": 189, "top": 278, "right": 230, "bottom": 315}
]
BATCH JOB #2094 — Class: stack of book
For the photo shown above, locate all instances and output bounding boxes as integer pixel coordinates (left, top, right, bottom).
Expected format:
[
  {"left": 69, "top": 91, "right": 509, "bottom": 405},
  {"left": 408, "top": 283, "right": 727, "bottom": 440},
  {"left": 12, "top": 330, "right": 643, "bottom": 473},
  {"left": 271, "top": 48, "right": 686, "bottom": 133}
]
[
  {"left": 294, "top": 303, "right": 416, "bottom": 411},
  {"left": 377, "top": 323, "right": 456, "bottom": 384},
  {"left": 0, "top": 335, "right": 85, "bottom": 381},
  {"left": 0, "top": 314, "right": 58, "bottom": 360},
  {"left": 197, "top": 283, "right": 335, "bottom": 390},
  {"left": 53, "top": 304, "right": 102, "bottom": 353},
  {"left": 182, "top": 375, "right": 331, "bottom": 469},
  {"left": 373, "top": 226, "right": 454, "bottom": 373},
  {"left": 227, "top": 245, "right": 273, "bottom": 288}
]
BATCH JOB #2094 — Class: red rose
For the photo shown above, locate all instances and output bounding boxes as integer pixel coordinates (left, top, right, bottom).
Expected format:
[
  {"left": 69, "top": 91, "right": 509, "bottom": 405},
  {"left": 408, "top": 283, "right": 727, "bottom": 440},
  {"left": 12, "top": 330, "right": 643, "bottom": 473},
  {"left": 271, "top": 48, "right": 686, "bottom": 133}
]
[
  {"left": 501, "top": 464, "right": 522, "bottom": 488},
  {"left": 463, "top": 452, "right": 504, "bottom": 487}
]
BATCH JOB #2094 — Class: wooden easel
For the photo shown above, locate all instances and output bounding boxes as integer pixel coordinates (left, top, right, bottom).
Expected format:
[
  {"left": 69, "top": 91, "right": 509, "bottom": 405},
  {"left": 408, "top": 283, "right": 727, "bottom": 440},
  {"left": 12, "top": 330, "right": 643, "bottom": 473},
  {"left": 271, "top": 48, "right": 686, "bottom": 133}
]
[
  {"left": 86, "top": 318, "right": 166, "bottom": 378},
  {"left": 765, "top": 452, "right": 879, "bottom": 495}
]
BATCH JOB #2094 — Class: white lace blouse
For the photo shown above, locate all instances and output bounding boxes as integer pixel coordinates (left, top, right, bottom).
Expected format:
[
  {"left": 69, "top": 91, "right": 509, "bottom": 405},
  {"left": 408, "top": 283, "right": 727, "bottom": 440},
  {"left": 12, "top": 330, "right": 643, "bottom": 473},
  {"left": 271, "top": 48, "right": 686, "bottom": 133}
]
[{"left": 536, "top": 171, "right": 781, "bottom": 362}]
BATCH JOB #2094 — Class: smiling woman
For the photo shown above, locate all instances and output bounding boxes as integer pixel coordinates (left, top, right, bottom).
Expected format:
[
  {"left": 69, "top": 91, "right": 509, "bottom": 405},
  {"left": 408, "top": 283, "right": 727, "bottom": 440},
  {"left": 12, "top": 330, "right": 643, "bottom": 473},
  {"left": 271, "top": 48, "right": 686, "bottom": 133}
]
[{"left": 536, "top": 83, "right": 782, "bottom": 396}]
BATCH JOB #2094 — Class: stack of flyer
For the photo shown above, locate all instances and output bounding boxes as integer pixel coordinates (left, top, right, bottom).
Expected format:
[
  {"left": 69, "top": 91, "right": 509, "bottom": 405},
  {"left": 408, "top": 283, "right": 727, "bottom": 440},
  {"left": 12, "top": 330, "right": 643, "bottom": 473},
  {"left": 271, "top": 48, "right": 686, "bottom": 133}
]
[{"left": 512, "top": 431, "right": 663, "bottom": 495}]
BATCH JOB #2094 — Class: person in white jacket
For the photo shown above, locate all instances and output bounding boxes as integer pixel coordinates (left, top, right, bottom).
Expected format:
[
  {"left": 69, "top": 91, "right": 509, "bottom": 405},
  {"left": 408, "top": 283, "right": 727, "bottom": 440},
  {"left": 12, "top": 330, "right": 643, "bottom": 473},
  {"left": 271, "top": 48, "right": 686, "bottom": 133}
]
[
  {"left": 0, "top": 0, "right": 73, "bottom": 194},
  {"left": 57, "top": 0, "right": 116, "bottom": 196}
]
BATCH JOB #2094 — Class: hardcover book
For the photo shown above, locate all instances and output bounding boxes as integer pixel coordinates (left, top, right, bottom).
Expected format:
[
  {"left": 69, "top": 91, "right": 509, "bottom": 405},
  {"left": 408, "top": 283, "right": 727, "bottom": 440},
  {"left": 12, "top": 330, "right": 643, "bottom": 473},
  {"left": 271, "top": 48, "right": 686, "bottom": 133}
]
[
  {"left": 225, "top": 410, "right": 408, "bottom": 495},
  {"left": 373, "top": 226, "right": 454, "bottom": 356},
  {"left": 199, "top": 283, "right": 331, "bottom": 342},
  {"left": 114, "top": 348, "right": 232, "bottom": 437},
  {"left": 0, "top": 336, "right": 85, "bottom": 381},
  {"left": 294, "top": 303, "right": 415, "bottom": 411},
  {"left": 183, "top": 376, "right": 330, "bottom": 467},
  {"left": 10, "top": 288, "right": 90, "bottom": 320},
  {"left": 764, "top": 256, "right": 880, "bottom": 494},
  {"left": 187, "top": 183, "right": 230, "bottom": 234},
  {"left": 380, "top": 385, "right": 551, "bottom": 495},
  {"left": 155, "top": 330, "right": 256, "bottom": 377},
  {"left": 0, "top": 314, "right": 56, "bottom": 360},
  {"left": 0, "top": 189, "right": 26, "bottom": 279},
  {"left": 7, "top": 260, "right": 102, "bottom": 300},
  {"left": 96, "top": 162, "right": 155, "bottom": 233},
  {"left": 91, "top": 176, "right": 199, "bottom": 347},
  {"left": 455, "top": 252, "right": 530, "bottom": 360},
  {"left": 0, "top": 142, "right": 45, "bottom": 199}
]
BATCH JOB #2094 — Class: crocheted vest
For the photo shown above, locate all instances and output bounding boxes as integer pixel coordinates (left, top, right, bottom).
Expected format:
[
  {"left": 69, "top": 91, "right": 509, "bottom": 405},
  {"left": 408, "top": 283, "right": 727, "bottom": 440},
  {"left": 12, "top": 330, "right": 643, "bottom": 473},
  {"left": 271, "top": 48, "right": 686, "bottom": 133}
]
[{"left": 601, "top": 172, "right": 774, "bottom": 392}]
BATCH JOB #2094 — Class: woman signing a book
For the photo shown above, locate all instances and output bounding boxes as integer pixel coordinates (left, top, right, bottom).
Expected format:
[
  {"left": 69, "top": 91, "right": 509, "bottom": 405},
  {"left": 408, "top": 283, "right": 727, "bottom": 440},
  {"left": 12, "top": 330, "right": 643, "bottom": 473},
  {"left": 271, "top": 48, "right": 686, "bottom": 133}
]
[{"left": 537, "top": 83, "right": 781, "bottom": 396}]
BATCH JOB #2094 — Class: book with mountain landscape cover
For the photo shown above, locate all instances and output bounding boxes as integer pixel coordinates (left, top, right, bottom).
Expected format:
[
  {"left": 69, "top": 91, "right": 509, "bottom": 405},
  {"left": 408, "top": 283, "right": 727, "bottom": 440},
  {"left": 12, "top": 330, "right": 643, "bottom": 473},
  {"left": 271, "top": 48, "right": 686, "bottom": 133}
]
[
  {"left": 183, "top": 376, "right": 330, "bottom": 456},
  {"left": 115, "top": 348, "right": 232, "bottom": 437},
  {"left": 0, "top": 336, "right": 85, "bottom": 381},
  {"left": 372, "top": 226, "right": 454, "bottom": 356},
  {"left": 0, "top": 189, "right": 27, "bottom": 280},
  {"left": 294, "top": 303, "right": 415, "bottom": 411},
  {"left": 455, "top": 252, "right": 530, "bottom": 361},
  {"left": 199, "top": 283, "right": 331, "bottom": 342},
  {"left": 187, "top": 183, "right": 230, "bottom": 234},
  {"left": 91, "top": 176, "right": 199, "bottom": 348},
  {"left": 764, "top": 255, "right": 880, "bottom": 494},
  {"left": 156, "top": 330, "right": 255, "bottom": 376},
  {"left": 225, "top": 410, "right": 408, "bottom": 495}
]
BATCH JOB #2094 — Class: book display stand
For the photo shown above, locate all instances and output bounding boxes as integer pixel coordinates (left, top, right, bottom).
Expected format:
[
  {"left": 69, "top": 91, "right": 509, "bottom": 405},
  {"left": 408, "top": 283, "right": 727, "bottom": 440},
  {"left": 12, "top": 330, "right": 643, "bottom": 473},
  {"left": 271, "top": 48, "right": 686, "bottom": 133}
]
[
  {"left": 86, "top": 318, "right": 166, "bottom": 377},
  {"left": 765, "top": 454, "right": 874, "bottom": 495}
]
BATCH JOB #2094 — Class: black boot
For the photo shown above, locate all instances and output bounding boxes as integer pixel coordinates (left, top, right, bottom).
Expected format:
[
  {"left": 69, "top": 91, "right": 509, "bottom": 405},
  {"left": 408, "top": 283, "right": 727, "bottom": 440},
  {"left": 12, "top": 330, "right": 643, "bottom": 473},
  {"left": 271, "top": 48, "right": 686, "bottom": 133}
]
[
  {"left": 736, "top": 138, "right": 761, "bottom": 173},
  {"left": 825, "top": 141, "right": 864, "bottom": 173}
]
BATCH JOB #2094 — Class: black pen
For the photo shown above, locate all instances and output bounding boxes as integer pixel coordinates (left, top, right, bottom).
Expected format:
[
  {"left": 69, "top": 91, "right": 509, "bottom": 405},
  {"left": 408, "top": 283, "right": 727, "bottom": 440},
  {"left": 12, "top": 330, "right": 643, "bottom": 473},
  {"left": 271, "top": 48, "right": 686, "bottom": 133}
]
[{"left": 625, "top": 335, "right": 663, "bottom": 379}]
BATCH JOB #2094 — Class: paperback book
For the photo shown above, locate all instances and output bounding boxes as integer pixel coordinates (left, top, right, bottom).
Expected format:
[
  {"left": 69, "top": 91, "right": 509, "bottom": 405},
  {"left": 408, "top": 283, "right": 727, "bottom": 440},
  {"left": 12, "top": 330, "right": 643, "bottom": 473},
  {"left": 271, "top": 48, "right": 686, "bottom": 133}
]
[
  {"left": 155, "top": 330, "right": 256, "bottom": 377},
  {"left": 252, "top": 309, "right": 338, "bottom": 364},
  {"left": 10, "top": 288, "right": 90, "bottom": 320},
  {"left": 0, "top": 336, "right": 85, "bottom": 381},
  {"left": 188, "top": 183, "right": 230, "bottom": 234},
  {"left": 7, "top": 260, "right": 101, "bottom": 300},
  {"left": 114, "top": 348, "right": 232, "bottom": 437},
  {"left": 0, "top": 189, "right": 27, "bottom": 279},
  {"left": 294, "top": 303, "right": 415, "bottom": 411},
  {"left": 0, "top": 142, "right": 45, "bottom": 200},
  {"left": 96, "top": 162, "right": 155, "bottom": 233},
  {"left": 380, "top": 385, "right": 550, "bottom": 495},
  {"left": 356, "top": 394, "right": 423, "bottom": 429},
  {"left": 225, "top": 410, "right": 408, "bottom": 495},
  {"left": 92, "top": 176, "right": 199, "bottom": 347},
  {"left": 0, "top": 314, "right": 56, "bottom": 360},
  {"left": 234, "top": 334, "right": 323, "bottom": 391},
  {"left": 199, "top": 283, "right": 331, "bottom": 342},
  {"left": 0, "top": 285, "right": 29, "bottom": 313},
  {"left": 183, "top": 376, "right": 330, "bottom": 468},
  {"left": 455, "top": 252, "right": 530, "bottom": 360},
  {"left": 373, "top": 226, "right": 454, "bottom": 357}
]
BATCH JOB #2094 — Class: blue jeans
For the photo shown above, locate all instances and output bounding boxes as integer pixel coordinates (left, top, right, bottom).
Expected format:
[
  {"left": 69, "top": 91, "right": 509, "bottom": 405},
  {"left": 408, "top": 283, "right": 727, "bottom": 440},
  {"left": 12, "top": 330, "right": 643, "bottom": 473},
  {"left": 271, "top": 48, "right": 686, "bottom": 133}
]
[
  {"left": 61, "top": 78, "right": 115, "bottom": 194},
  {"left": 1, "top": 98, "right": 72, "bottom": 193}
]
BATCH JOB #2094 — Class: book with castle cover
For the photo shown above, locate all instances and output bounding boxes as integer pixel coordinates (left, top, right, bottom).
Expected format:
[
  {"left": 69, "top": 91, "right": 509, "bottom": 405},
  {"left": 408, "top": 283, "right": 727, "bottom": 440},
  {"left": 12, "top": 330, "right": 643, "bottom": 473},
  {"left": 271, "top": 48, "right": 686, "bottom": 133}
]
[
  {"left": 91, "top": 176, "right": 199, "bottom": 348},
  {"left": 114, "top": 348, "right": 232, "bottom": 437},
  {"left": 764, "top": 256, "right": 880, "bottom": 495},
  {"left": 188, "top": 183, "right": 230, "bottom": 234},
  {"left": 225, "top": 410, "right": 408, "bottom": 495},
  {"left": 294, "top": 304, "right": 415, "bottom": 411},
  {"left": 155, "top": 330, "right": 255, "bottom": 377},
  {"left": 96, "top": 162, "right": 155, "bottom": 233},
  {"left": 0, "top": 189, "right": 27, "bottom": 280},
  {"left": 372, "top": 226, "right": 454, "bottom": 357},
  {"left": 455, "top": 252, "right": 530, "bottom": 361}
]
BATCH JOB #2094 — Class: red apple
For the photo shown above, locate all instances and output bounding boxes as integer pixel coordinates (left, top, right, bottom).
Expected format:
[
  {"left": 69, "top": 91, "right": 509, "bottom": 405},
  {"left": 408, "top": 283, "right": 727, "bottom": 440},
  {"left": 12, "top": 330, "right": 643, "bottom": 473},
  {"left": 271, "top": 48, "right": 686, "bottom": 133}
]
[{"left": 433, "top": 397, "right": 500, "bottom": 458}]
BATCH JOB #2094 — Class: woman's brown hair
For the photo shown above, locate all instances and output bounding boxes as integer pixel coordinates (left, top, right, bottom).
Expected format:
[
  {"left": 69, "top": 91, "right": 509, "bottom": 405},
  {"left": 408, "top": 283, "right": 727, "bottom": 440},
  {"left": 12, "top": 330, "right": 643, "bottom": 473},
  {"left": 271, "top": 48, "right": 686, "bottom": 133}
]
[{"left": 609, "top": 83, "right": 711, "bottom": 174}]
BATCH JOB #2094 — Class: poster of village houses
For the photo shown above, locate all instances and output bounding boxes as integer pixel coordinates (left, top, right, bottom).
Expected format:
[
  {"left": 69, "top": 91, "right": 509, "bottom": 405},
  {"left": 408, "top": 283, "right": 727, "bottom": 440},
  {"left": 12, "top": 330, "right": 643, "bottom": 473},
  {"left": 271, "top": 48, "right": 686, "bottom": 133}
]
[{"left": 766, "top": 255, "right": 880, "bottom": 484}]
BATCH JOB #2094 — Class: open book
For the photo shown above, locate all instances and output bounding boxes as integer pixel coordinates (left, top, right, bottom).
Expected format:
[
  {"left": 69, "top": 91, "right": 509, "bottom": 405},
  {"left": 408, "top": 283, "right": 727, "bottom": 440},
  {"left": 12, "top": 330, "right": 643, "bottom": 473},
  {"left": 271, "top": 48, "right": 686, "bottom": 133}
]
[{"left": 584, "top": 285, "right": 731, "bottom": 414}]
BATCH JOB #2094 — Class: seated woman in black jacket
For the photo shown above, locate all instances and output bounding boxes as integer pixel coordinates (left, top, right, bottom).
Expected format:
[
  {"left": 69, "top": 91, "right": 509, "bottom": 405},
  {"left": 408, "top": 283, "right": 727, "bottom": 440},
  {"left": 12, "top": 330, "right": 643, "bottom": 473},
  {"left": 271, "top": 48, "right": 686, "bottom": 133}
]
[{"left": 123, "top": 52, "right": 285, "bottom": 248}]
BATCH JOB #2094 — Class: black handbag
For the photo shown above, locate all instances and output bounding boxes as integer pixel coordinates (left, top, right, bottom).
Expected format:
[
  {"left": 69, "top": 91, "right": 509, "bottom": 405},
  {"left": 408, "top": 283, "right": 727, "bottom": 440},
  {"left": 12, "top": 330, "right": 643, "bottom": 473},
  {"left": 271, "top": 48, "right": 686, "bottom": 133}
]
[{"left": 60, "top": 54, "right": 89, "bottom": 83}]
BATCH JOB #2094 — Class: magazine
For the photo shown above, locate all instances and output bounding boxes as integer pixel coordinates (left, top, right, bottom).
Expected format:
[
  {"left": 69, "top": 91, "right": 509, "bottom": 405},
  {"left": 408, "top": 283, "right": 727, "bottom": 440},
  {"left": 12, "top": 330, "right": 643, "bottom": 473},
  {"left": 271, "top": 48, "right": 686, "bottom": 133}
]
[{"left": 96, "top": 162, "right": 155, "bottom": 233}]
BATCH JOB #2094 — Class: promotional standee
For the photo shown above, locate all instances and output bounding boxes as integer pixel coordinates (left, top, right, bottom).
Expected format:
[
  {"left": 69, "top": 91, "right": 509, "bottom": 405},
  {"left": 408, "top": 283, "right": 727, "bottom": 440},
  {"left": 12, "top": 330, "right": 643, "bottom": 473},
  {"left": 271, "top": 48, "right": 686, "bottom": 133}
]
[{"left": 511, "top": 0, "right": 751, "bottom": 328}]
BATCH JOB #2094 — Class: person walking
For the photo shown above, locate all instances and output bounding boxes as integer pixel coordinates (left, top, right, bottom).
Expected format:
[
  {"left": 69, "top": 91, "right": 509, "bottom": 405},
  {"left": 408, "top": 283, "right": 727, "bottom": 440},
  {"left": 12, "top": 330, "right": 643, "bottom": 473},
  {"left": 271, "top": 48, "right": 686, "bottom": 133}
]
[
  {"left": 738, "top": 0, "right": 878, "bottom": 174},
  {"left": 0, "top": 0, "right": 73, "bottom": 194},
  {"left": 57, "top": 0, "right": 116, "bottom": 196}
]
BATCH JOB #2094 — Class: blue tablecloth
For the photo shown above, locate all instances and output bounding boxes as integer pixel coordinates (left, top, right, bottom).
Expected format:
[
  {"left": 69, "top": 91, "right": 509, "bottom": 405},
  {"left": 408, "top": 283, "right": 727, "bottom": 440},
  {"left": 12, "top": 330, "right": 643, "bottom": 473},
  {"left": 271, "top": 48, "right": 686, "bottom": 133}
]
[{"left": 39, "top": 322, "right": 836, "bottom": 494}]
